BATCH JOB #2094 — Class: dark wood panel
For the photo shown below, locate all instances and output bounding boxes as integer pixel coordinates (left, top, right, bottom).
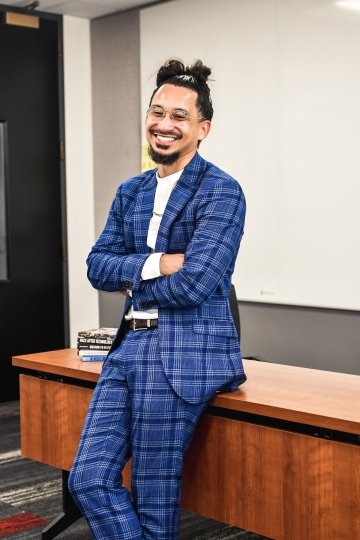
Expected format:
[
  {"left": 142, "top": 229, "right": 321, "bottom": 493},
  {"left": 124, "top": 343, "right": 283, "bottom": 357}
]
[
  {"left": 181, "top": 414, "right": 360, "bottom": 540},
  {"left": 19, "top": 374, "right": 92, "bottom": 470}
]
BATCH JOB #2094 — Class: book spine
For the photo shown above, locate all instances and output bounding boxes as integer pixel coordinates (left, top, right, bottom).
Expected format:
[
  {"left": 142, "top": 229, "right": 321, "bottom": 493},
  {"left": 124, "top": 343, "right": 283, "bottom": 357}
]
[
  {"left": 77, "top": 343, "right": 111, "bottom": 350},
  {"left": 78, "top": 337, "right": 113, "bottom": 345},
  {"left": 78, "top": 348, "right": 109, "bottom": 356},
  {"left": 80, "top": 355, "right": 107, "bottom": 362}
]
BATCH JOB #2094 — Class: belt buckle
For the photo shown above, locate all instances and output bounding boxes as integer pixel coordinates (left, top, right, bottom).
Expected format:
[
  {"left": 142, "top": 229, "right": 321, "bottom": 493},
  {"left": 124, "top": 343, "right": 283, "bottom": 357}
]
[{"left": 133, "top": 319, "right": 150, "bottom": 331}]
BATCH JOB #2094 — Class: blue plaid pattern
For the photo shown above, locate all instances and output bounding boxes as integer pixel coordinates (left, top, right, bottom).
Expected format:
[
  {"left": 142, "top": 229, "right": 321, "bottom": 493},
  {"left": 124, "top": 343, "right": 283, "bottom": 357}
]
[
  {"left": 87, "top": 152, "right": 247, "bottom": 404},
  {"left": 68, "top": 330, "right": 208, "bottom": 539},
  {"left": 69, "top": 152, "right": 247, "bottom": 538}
]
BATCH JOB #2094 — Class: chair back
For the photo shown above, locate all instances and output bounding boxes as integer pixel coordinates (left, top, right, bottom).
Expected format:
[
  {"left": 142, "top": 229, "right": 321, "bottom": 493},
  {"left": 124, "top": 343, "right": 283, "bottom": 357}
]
[{"left": 229, "top": 284, "right": 240, "bottom": 342}]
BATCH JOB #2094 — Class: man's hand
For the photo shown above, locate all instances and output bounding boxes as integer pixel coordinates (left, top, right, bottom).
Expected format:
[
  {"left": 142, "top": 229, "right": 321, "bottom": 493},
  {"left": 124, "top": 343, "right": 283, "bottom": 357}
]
[{"left": 160, "top": 254, "right": 184, "bottom": 276}]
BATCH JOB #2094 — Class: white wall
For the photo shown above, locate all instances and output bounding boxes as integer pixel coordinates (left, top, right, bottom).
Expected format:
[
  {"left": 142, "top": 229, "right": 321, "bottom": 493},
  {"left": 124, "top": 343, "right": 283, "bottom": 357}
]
[
  {"left": 63, "top": 16, "right": 99, "bottom": 345},
  {"left": 84, "top": 5, "right": 359, "bottom": 375},
  {"left": 141, "top": 0, "right": 360, "bottom": 311}
]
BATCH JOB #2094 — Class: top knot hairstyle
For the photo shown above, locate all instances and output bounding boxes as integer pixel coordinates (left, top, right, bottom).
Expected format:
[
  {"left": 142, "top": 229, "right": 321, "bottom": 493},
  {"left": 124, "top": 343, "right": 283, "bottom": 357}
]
[{"left": 150, "top": 59, "right": 214, "bottom": 121}]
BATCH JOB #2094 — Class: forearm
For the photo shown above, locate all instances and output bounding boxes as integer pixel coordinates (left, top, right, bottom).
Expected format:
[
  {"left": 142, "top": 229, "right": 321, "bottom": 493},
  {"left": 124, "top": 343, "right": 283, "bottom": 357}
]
[
  {"left": 87, "top": 249, "right": 152, "bottom": 292},
  {"left": 132, "top": 223, "right": 243, "bottom": 310}
]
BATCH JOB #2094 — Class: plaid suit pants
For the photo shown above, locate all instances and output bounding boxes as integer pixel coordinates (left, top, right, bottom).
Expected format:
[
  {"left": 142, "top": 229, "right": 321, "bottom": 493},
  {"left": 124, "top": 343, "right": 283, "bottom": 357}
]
[{"left": 68, "top": 329, "right": 208, "bottom": 539}]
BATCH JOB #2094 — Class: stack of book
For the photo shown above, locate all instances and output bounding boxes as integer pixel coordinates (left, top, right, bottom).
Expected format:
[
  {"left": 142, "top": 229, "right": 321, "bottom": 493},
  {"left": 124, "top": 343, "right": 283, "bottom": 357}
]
[{"left": 77, "top": 327, "right": 117, "bottom": 361}]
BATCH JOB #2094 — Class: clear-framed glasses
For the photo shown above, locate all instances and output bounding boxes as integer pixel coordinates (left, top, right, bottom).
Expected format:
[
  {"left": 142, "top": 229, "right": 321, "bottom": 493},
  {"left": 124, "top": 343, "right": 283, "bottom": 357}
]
[{"left": 146, "top": 105, "right": 204, "bottom": 123}]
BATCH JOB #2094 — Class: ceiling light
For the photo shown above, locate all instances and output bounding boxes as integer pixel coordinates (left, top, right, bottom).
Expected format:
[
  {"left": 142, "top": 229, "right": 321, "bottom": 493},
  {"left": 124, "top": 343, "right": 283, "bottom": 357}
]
[{"left": 335, "top": 0, "right": 360, "bottom": 11}]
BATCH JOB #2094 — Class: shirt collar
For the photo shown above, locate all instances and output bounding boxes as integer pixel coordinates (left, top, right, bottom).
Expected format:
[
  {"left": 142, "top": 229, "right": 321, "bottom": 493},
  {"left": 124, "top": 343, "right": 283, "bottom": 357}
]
[{"left": 156, "top": 169, "right": 183, "bottom": 183}]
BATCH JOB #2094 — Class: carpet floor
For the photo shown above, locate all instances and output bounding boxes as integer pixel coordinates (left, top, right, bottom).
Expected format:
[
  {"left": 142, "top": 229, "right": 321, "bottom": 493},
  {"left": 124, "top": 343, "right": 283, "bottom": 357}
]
[{"left": 0, "top": 401, "right": 271, "bottom": 539}]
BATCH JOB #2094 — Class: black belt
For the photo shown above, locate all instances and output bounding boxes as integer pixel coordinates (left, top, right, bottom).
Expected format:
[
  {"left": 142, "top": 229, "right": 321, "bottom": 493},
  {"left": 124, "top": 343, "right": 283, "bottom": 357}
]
[{"left": 126, "top": 319, "right": 158, "bottom": 331}]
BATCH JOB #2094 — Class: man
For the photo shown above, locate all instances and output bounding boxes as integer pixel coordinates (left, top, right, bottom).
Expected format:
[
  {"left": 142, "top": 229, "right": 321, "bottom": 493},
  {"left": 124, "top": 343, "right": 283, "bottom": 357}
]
[{"left": 68, "top": 58, "right": 247, "bottom": 540}]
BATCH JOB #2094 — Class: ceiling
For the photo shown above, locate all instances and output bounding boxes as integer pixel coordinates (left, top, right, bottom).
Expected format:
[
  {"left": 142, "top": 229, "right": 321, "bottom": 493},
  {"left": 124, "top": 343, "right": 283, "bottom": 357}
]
[{"left": 0, "top": 0, "right": 173, "bottom": 19}]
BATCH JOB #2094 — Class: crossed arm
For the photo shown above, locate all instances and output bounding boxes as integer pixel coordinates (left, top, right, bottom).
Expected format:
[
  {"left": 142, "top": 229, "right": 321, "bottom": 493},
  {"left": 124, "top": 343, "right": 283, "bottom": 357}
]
[
  {"left": 88, "top": 178, "right": 245, "bottom": 308},
  {"left": 119, "top": 254, "right": 184, "bottom": 297}
]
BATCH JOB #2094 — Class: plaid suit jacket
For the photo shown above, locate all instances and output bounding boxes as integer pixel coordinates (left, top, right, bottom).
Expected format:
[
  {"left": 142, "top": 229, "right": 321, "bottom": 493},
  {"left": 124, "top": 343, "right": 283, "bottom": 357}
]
[{"left": 87, "top": 152, "right": 247, "bottom": 403}]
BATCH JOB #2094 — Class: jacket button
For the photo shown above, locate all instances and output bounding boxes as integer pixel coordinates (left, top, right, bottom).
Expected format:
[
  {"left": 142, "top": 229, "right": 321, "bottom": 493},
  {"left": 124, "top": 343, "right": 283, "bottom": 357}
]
[{"left": 120, "top": 280, "right": 133, "bottom": 288}]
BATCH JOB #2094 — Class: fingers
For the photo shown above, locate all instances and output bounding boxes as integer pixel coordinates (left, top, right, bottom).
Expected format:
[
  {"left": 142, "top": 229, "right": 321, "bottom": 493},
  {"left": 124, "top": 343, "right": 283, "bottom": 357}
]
[{"left": 160, "top": 254, "right": 184, "bottom": 276}]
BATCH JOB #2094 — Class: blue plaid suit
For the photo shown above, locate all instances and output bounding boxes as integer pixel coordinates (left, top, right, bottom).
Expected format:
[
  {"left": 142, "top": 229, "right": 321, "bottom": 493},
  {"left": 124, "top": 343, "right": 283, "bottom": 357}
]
[{"left": 68, "top": 152, "right": 247, "bottom": 539}]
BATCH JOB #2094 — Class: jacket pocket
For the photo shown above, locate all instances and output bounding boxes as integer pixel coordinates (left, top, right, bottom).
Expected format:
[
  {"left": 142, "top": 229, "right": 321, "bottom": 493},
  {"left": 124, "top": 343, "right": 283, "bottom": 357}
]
[{"left": 193, "top": 318, "right": 238, "bottom": 338}]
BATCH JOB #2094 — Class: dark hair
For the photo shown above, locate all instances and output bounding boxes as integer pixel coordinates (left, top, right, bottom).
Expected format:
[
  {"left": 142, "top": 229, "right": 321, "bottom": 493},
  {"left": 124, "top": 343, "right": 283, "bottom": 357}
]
[{"left": 149, "top": 58, "right": 213, "bottom": 121}]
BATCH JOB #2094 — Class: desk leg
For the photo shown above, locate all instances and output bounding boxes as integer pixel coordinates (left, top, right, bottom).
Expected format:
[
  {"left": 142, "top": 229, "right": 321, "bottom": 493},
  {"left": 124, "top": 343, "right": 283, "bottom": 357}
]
[{"left": 41, "top": 470, "right": 82, "bottom": 540}]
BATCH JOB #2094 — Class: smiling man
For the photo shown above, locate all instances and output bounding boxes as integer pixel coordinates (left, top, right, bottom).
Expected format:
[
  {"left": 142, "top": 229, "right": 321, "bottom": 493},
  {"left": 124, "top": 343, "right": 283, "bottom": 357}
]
[
  {"left": 68, "top": 58, "right": 247, "bottom": 540},
  {"left": 146, "top": 82, "right": 210, "bottom": 169}
]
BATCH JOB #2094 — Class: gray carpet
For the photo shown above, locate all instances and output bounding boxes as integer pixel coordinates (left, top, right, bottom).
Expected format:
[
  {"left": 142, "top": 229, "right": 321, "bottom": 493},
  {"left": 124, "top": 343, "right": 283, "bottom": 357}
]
[{"left": 0, "top": 401, "right": 270, "bottom": 539}]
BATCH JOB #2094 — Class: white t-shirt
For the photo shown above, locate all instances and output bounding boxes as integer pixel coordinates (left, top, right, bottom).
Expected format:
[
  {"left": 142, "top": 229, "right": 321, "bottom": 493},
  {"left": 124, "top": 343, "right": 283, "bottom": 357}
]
[{"left": 125, "top": 169, "right": 183, "bottom": 320}]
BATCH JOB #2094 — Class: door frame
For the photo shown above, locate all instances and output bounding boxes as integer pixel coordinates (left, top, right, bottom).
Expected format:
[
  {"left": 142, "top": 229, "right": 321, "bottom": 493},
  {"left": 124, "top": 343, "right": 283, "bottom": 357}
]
[{"left": 0, "top": 2, "right": 70, "bottom": 346}]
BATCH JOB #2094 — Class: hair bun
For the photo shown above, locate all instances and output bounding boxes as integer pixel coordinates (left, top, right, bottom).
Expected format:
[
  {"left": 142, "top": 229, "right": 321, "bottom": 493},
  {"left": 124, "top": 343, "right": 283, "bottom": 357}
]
[
  {"left": 186, "top": 60, "right": 212, "bottom": 85},
  {"left": 156, "top": 58, "right": 211, "bottom": 87}
]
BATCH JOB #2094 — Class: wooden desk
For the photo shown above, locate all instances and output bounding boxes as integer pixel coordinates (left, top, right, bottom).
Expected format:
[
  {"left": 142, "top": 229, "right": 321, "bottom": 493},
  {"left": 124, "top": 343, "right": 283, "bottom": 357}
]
[{"left": 13, "top": 349, "right": 360, "bottom": 540}]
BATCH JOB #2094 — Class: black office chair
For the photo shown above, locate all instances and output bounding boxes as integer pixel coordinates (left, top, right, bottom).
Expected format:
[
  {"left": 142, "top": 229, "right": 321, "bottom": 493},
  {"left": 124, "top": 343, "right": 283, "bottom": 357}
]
[
  {"left": 229, "top": 284, "right": 270, "bottom": 362},
  {"left": 229, "top": 284, "right": 241, "bottom": 342}
]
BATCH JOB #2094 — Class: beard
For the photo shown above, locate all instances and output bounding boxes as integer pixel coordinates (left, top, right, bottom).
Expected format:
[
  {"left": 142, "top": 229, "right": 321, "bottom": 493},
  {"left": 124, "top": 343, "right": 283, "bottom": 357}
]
[{"left": 148, "top": 144, "right": 180, "bottom": 166}]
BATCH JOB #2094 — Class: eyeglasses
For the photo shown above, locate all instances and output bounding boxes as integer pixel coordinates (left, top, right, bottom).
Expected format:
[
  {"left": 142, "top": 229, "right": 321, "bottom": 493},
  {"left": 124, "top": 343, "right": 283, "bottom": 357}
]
[{"left": 146, "top": 105, "right": 204, "bottom": 123}]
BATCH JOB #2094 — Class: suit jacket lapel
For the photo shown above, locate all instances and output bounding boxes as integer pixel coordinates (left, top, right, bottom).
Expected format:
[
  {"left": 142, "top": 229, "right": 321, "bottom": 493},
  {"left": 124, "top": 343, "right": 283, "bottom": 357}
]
[
  {"left": 133, "top": 170, "right": 157, "bottom": 253},
  {"left": 155, "top": 153, "right": 208, "bottom": 253}
]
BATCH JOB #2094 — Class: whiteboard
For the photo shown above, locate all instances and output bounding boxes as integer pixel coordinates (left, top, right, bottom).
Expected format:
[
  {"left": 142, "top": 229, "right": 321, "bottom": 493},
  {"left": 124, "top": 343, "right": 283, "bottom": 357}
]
[{"left": 140, "top": 0, "right": 360, "bottom": 310}]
